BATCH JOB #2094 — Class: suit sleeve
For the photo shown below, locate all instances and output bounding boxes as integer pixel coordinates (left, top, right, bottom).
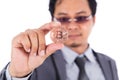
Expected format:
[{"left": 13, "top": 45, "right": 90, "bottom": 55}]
[
  {"left": 0, "top": 64, "right": 8, "bottom": 80},
  {"left": 0, "top": 63, "right": 32, "bottom": 80},
  {"left": 110, "top": 60, "right": 119, "bottom": 80}
]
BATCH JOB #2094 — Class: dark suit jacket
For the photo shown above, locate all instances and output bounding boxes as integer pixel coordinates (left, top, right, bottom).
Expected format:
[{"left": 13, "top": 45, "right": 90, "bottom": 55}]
[{"left": 0, "top": 50, "right": 119, "bottom": 80}]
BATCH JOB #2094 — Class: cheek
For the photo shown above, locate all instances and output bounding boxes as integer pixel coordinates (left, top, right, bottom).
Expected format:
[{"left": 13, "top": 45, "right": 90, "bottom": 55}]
[{"left": 82, "top": 24, "right": 93, "bottom": 37}]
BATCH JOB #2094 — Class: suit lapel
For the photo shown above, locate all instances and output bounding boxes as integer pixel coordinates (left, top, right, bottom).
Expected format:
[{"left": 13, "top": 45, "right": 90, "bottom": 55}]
[
  {"left": 52, "top": 50, "right": 115, "bottom": 80},
  {"left": 93, "top": 51, "right": 113, "bottom": 80},
  {"left": 52, "top": 50, "right": 67, "bottom": 80}
]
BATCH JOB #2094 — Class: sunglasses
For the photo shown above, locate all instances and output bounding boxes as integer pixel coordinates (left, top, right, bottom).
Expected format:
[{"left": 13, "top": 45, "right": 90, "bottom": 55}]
[{"left": 54, "top": 15, "right": 92, "bottom": 25}]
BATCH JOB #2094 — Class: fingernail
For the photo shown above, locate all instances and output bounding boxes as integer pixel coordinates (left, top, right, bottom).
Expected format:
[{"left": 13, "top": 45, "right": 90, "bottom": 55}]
[
  {"left": 39, "top": 50, "right": 45, "bottom": 56},
  {"left": 27, "top": 49, "right": 31, "bottom": 52},
  {"left": 55, "top": 21, "right": 61, "bottom": 24},
  {"left": 53, "top": 22, "right": 61, "bottom": 26},
  {"left": 33, "top": 53, "right": 37, "bottom": 56}
]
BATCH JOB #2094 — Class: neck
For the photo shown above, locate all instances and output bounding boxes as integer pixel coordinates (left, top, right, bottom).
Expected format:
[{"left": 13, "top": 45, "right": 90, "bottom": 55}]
[{"left": 68, "top": 44, "right": 89, "bottom": 55}]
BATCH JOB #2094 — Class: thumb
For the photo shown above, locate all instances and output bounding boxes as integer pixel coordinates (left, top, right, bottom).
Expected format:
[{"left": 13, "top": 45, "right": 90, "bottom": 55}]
[{"left": 45, "top": 43, "right": 64, "bottom": 56}]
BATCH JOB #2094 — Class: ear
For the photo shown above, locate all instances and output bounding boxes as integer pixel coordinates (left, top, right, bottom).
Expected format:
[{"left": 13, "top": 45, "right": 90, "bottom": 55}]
[
  {"left": 92, "top": 16, "right": 96, "bottom": 26},
  {"left": 93, "top": 16, "right": 96, "bottom": 23}
]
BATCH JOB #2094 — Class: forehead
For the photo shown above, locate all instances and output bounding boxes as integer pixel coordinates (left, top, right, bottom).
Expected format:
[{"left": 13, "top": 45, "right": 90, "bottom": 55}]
[{"left": 54, "top": 0, "right": 91, "bottom": 16}]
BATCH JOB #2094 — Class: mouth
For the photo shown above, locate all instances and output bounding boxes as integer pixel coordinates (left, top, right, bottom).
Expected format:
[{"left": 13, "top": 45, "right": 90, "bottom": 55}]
[{"left": 68, "top": 34, "right": 82, "bottom": 39}]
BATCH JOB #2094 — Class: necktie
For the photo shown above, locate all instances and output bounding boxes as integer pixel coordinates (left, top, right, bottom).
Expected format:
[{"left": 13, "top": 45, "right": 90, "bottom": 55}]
[{"left": 75, "top": 56, "right": 89, "bottom": 80}]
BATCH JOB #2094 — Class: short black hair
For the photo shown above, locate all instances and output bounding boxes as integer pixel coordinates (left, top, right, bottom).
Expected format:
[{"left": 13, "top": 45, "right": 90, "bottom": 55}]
[{"left": 49, "top": 0, "right": 97, "bottom": 18}]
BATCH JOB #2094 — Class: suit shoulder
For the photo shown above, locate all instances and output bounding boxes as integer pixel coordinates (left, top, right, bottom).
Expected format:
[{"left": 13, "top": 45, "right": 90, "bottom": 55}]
[{"left": 93, "top": 50, "right": 116, "bottom": 62}]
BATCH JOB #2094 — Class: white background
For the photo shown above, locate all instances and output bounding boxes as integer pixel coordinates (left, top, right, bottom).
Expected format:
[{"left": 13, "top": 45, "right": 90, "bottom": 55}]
[{"left": 0, "top": 0, "right": 120, "bottom": 77}]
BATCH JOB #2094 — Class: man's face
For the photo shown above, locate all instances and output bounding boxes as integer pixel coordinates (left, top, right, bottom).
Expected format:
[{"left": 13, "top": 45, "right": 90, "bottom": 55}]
[{"left": 54, "top": 0, "right": 95, "bottom": 48}]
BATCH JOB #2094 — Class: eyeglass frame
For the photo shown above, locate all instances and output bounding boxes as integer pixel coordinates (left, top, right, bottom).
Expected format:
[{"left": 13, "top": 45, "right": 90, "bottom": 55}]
[{"left": 53, "top": 15, "right": 93, "bottom": 25}]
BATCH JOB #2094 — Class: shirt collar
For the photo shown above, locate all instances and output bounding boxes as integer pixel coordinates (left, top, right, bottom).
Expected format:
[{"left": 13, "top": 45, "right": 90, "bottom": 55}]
[
  {"left": 83, "top": 46, "right": 96, "bottom": 63},
  {"left": 61, "top": 46, "right": 96, "bottom": 64},
  {"left": 61, "top": 46, "right": 78, "bottom": 64}
]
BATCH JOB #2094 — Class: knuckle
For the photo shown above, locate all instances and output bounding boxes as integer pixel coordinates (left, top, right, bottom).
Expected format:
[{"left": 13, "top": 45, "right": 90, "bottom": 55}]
[
  {"left": 25, "top": 29, "right": 31, "bottom": 31},
  {"left": 31, "top": 32, "right": 37, "bottom": 38},
  {"left": 12, "top": 32, "right": 25, "bottom": 43}
]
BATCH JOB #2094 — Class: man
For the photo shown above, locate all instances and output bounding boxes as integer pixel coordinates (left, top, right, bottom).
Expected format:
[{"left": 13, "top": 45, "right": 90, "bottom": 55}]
[{"left": 0, "top": 0, "right": 119, "bottom": 80}]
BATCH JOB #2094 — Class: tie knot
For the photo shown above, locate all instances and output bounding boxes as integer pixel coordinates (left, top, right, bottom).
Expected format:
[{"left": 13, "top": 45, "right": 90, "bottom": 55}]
[{"left": 75, "top": 56, "right": 86, "bottom": 69}]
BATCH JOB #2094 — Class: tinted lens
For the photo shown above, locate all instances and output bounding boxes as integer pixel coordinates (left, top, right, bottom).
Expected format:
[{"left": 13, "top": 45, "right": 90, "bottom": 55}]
[
  {"left": 76, "top": 16, "right": 89, "bottom": 23},
  {"left": 57, "top": 17, "right": 69, "bottom": 23}
]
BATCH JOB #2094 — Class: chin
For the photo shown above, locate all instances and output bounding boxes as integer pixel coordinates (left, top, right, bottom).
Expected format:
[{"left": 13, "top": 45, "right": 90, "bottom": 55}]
[
  {"left": 70, "top": 43, "right": 82, "bottom": 47},
  {"left": 64, "top": 41, "right": 82, "bottom": 48}
]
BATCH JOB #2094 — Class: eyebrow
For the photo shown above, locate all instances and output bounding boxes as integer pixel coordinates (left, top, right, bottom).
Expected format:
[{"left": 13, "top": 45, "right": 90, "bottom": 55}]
[
  {"left": 57, "top": 12, "right": 68, "bottom": 16},
  {"left": 56, "top": 11, "right": 87, "bottom": 16},
  {"left": 76, "top": 11, "right": 87, "bottom": 15}
]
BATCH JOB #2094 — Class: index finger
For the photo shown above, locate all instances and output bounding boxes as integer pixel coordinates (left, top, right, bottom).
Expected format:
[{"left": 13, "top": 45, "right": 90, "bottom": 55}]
[{"left": 39, "top": 22, "right": 61, "bottom": 34}]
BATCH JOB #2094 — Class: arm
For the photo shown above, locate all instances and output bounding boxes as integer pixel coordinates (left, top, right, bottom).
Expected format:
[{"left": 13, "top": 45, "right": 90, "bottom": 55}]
[{"left": 111, "top": 60, "right": 119, "bottom": 80}]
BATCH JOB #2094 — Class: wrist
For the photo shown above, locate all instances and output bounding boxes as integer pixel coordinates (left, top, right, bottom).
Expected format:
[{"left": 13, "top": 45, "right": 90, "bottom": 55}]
[{"left": 9, "top": 63, "right": 32, "bottom": 78}]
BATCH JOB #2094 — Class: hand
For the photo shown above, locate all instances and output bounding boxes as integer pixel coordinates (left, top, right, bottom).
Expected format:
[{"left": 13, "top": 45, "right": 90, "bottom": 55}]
[{"left": 9, "top": 22, "right": 64, "bottom": 77}]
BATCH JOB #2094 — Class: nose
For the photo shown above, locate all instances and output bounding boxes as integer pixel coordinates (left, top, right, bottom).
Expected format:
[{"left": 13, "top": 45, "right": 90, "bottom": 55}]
[{"left": 67, "top": 22, "right": 79, "bottom": 30}]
